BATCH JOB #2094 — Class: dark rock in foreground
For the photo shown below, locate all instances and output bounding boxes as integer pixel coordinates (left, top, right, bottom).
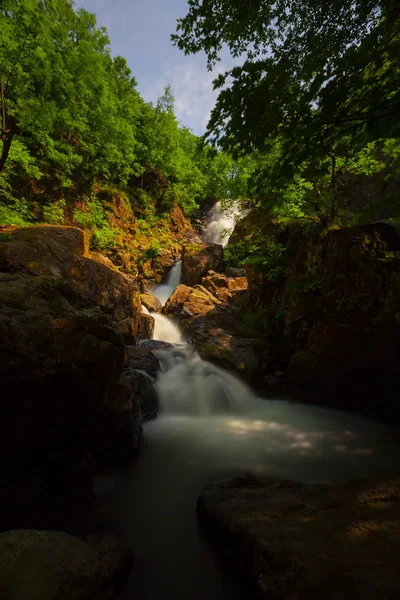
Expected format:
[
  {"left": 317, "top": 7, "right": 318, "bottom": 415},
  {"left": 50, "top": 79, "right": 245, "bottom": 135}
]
[
  {"left": 0, "top": 529, "right": 133, "bottom": 599},
  {"left": 197, "top": 474, "right": 400, "bottom": 599},
  {"left": 0, "top": 226, "right": 150, "bottom": 533}
]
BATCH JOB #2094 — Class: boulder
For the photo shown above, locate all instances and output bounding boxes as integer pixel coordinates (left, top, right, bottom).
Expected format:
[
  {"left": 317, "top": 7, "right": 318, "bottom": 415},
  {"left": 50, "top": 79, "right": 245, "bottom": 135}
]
[
  {"left": 0, "top": 226, "right": 145, "bottom": 533},
  {"left": 140, "top": 293, "right": 162, "bottom": 313},
  {"left": 163, "top": 284, "right": 266, "bottom": 382},
  {"left": 225, "top": 267, "right": 246, "bottom": 278},
  {"left": 197, "top": 475, "right": 400, "bottom": 599},
  {"left": 163, "top": 283, "right": 223, "bottom": 327},
  {"left": 182, "top": 242, "right": 224, "bottom": 285},
  {"left": 124, "top": 346, "right": 160, "bottom": 421},
  {"left": 201, "top": 270, "right": 248, "bottom": 304},
  {"left": 0, "top": 529, "right": 133, "bottom": 599}
]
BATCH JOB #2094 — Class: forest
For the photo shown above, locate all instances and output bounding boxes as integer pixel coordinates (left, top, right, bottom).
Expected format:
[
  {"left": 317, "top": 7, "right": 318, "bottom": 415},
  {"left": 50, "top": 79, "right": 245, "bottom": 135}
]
[
  {"left": 0, "top": 0, "right": 250, "bottom": 273},
  {"left": 1, "top": 0, "right": 399, "bottom": 273}
]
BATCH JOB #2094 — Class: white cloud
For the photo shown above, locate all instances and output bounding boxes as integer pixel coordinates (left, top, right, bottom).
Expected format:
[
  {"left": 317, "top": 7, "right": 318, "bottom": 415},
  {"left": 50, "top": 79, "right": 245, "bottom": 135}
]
[{"left": 142, "top": 59, "right": 229, "bottom": 136}]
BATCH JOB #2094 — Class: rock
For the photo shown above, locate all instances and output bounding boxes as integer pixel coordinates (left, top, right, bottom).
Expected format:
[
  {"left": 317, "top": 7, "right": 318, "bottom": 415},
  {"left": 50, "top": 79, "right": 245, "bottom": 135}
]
[
  {"left": 201, "top": 270, "right": 248, "bottom": 304},
  {"left": 182, "top": 242, "right": 224, "bottom": 285},
  {"left": 140, "top": 293, "right": 162, "bottom": 313},
  {"left": 138, "top": 339, "right": 175, "bottom": 351},
  {"left": 0, "top": 529, "right": 133, "bottom": 600},
  {"left": 164, "top": 284, "right": 266, "bottom": 382},
  {"left": 196, "top": 327, "right": 261, "bottom": 381},
  {"left": 197, "top": 475, "right": 400, "bottom": 599},
  {"left": 225, "top": 267, "right": 246, "bottom": 278},
  {"left": 126, "top": 345, "right": 160, "bottom": 378},
  {"left": 232, "top": 220, "right": 400, "bottom": 419},
  {"left": 163, "top": 283, "right": 223, "bottom": 327},
  {"left": 0, "top": 226, "right": 145, "bottom": 533},
  {"left": 125, "top": 346, "right": 160, "bottom": 421},
  {"left": 264, "top": 375, "right": 280, "bottom": 387}
]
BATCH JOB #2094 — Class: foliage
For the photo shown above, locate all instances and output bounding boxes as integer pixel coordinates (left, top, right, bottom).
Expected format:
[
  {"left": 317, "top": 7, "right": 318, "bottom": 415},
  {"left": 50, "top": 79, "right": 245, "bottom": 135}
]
[
  {"left": 42, "top": 200, "right": 65, "bottom": 224},
  {"left": 173, "top": 0, "right": 400, "bottom": 227},
  {"left": 0, "top": 0, "right": 251, "bottom": 239},
  {"left": 225, "top": 226, "right": 289, "bottom": 277},
  {"left": 0, "top": 198, "right": 32, "bottom": 226}
]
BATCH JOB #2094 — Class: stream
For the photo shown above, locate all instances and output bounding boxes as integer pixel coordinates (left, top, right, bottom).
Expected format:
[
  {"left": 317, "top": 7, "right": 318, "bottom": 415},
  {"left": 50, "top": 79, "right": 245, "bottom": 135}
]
[{"left": 95, "top": 202, "right": 400, "bottom": 599}]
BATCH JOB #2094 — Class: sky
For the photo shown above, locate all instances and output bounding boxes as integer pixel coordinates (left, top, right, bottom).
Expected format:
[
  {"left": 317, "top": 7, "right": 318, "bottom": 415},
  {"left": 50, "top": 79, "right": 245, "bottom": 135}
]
[{"left": 75, "top": 0, "right": 238, "bottom": 136}]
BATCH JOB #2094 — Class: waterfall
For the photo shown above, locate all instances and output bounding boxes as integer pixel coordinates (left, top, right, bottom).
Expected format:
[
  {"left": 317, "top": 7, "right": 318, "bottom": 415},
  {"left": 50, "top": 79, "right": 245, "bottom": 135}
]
[
  {"left": 151, "top": 260, "right": 182, "bottom": 306},
  {"left": 203, "top": 201, "right": 242, "bottom": 247},
  {"left": 154, "top": 345, "right": 255, "bottom": 415},
  {"left": 141, "top": 260, "right": 183, "bottom": 344},
  {"left": 101, "top": 224, "right": 400, "bottom": 600}
]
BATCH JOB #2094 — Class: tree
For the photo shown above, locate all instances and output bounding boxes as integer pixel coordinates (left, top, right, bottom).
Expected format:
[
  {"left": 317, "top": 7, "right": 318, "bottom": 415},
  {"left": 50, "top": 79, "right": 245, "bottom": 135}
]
[{"left": 173, "top": 0, "right": 400, "bottom": 224}]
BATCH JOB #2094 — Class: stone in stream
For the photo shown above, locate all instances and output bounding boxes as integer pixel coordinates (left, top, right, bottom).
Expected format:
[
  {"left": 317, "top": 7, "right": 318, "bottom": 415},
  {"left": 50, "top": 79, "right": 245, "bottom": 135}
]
[
  {"left": 197, "top": 474, "right": 400, "bottom": 599},
  {"left": 0, "top": 529, "right": 133, "bottom": 599},
  {"left": 125, "top": 345, "right": 161, "bottom": 421},
  {"left": 140, "top": 292, "right": 162, "bottom": 313},
  {"left": 181, "top": 241, "right": 224, "bottom": 285},
  {"left": 163, "top": 283, "right": 266, "bottom": 383}
]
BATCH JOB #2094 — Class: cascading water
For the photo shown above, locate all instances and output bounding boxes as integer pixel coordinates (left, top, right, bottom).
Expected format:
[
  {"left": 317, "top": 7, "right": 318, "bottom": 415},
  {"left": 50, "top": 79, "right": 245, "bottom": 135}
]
[
  {"left": 152, "top": 260, "right": 182, "bottom": 305},
  {"left": 155, "top": 345, "right": 255, "bottom": 415},
  {"left": 142, "top": 261, "right": 183, "bottom": 344},
  {"left": 203, "top": 201, "right": 243, "bottom": 246},
  {"left": 96, "top": 210, "right": 400, "bottom": 600}
]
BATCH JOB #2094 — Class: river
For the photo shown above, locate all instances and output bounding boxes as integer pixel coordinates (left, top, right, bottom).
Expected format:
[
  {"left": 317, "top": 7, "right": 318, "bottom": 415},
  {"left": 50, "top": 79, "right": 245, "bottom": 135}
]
[{"left": 95, "top": 202, "right": 400, "bottom": 599}]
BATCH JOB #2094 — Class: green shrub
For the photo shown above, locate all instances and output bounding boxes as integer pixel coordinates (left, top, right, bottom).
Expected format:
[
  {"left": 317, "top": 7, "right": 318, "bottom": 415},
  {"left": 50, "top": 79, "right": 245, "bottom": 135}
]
[
  {"left": 145, "top": 240, "right": 162, "bottom": 259},
  {"left": 0, "top": 198, "right": 32, "bottom": 226},
  {"left": 91, "top": 226, "right": 119, "bottom": 252},
  {"left": 42, "top": 200, "right": 66, "bottom": 224},
  {"left": 73, "top": 198, "right": 108, "bottom": 229}
]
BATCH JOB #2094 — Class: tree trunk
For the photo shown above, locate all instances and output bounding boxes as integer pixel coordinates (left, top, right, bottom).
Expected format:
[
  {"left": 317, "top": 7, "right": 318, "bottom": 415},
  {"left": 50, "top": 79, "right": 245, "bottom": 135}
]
[{"left": 0, "top": 131, "right": 14, "bottom": 175}]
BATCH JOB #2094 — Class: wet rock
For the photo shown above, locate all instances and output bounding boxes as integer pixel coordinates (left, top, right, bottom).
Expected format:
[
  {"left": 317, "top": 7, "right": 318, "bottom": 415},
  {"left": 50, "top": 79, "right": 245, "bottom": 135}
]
[
  {"left": 140, "top": 293, "right": 162, "bottom": 313},
  {"left": 197, "top": 475, "right": 400, "bottom": 599},
  {"left": 125, "top": 346, "right": 160, "bottom": 421},
  {"left": 138, "top": 339, "right": 175, "bottom": 351},
  {"left": 164, "top": 284, "right": 266, "bottom": 382},
  {"left": 0, "top": 529, "right": 133, "bottom": 599},
  {"left": 182, "top": 242, "right": 224, "bottom": 285}
]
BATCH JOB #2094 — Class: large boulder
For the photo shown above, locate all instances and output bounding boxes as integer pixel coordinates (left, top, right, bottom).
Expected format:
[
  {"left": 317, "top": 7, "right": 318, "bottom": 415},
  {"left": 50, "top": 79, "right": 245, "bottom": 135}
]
[
  {"left": 201, "top": 270, "right": 248, "bottom": 304},
  {"left": 0, "top": 529, "right": 133, "bottom": 599},
  {"left": 197, "top": 475, "right": 400, "bottom": 599},
  {"left": 163, "top": 283, "right": 266, "bottom": 381},
  {"left": 181, "top": 242, "right": 224, "bottom": 285},
  {"left": 0, "top": 226, "right": 146, "bottom": 533},
  {"left": 140, "top": 292, "right": 162, "bottom": 313},
  {"left": 163, "top": 283, "right": 223, "bottom": 328}
]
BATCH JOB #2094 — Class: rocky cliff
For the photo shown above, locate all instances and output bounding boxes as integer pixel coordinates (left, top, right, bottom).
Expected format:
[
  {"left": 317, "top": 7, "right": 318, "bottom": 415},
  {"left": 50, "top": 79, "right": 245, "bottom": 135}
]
[
  {"left": 0, "top": 225, "right": 154, "bottom": 535},
  {"left": 229, "top": 219, "right": 400, "bottom": 419}
]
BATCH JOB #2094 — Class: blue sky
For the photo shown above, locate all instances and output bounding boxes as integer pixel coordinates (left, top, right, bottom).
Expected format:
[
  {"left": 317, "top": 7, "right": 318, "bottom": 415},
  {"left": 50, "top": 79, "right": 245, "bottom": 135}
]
[{"left": 75, "top": 0, "right": 238, "bottom": 135}]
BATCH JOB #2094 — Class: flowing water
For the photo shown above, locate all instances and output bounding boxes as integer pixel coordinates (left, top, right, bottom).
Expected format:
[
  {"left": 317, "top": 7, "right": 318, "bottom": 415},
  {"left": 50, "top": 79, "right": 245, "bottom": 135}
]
[
  {"left": 202, "top": 201, "right": 242, "bottom": 246},
  {"left": 96, "top": 207, "right": 400, "bottom": 599}
]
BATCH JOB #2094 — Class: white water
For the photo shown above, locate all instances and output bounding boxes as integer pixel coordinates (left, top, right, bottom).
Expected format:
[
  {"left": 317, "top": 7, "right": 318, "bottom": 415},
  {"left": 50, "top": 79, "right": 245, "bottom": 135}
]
[
  {"left": 142, "top": 261, "right": 184, "bottom": 343},
  {"left": 152, "top": 260, "right": 182, "bottom": 305},
  {"left": 99, "top": 211, "right": 400, "bottom": 599},
  {"left": 203, "top": 201, "right": 243, "bottom": 246}
]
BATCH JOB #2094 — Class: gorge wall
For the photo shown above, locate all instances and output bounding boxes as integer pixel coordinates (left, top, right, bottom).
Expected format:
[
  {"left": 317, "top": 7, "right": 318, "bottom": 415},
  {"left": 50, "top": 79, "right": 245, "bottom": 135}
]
[
  {"left": 0, "top": 225, "right": 154, "bottom": 534},
  {"left": 229, "top": 217, "right": 400, "bottom": 419}
]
